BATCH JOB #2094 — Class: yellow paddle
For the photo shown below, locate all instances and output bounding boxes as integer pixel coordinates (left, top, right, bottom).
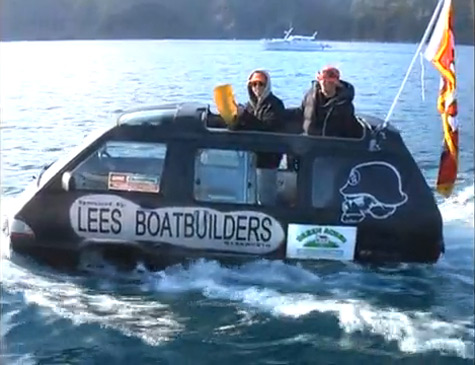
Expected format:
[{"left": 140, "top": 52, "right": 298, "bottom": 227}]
[{"left": 213, "top": 84, "right": 238, "bottom": 126}]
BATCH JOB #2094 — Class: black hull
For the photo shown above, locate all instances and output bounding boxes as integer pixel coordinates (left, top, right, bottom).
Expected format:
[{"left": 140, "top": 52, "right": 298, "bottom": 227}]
[{"left": 7, "top": 103, "right": 445, "bottom": 268}]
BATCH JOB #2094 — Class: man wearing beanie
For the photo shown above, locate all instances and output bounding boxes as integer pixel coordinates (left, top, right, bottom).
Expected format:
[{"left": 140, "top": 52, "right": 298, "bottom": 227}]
[{"left": 300, "top": 66, "right": 361, "bottom": 138}]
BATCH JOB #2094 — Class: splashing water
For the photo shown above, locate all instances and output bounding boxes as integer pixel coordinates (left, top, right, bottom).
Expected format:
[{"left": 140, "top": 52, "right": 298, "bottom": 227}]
[
  {"left": 439, "top": 184, "right": 474, "bottom": 227},
  {"left": 1, "top": 184, "right": 473, "bottom": 360}
]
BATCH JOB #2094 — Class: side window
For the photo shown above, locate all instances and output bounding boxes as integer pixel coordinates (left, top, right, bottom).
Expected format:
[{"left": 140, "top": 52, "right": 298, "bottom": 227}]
[
  {"left": 71, "top": 141, "right": 167, "bottom": 193},
  {"left": 194, "top": 148, "right": 298, "bottom": 207},
  {"left": 312, "top": 157, "right": 341, "bottom": 208},
  {"left": 194, "top": 149, "right": 257, "bottom": 204}
]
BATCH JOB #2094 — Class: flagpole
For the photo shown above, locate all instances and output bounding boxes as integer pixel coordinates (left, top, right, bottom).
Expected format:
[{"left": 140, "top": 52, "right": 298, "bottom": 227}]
[{"left": 383, "top": 0, "right": 445, "bottom": 126}]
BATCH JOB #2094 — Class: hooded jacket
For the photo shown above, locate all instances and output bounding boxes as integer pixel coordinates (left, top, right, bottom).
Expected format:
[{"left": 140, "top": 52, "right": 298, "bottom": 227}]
[
  {"left": 233, "top": 69, "right": 286, "bottom": 168},
  {"left": 301, "top": 80, "right": 361, "bottom": 138},
  {"left": 234, "top": 70, "right": 286, "bottom": 133}
]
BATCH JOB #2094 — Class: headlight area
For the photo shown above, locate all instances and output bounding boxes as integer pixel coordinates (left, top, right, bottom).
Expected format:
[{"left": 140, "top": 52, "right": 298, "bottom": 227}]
[{"left": 9, "top": 218, "right": 36, "bottom": 241}]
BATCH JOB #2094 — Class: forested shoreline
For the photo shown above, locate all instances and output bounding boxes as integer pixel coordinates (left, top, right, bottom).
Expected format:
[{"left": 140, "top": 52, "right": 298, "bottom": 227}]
[{"left": 1, "top": 0, "right": 474, "bottom": 44}]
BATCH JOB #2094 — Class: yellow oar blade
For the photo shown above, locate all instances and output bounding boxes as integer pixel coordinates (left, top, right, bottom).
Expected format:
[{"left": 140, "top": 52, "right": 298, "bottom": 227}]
[{"left": 214, "top": 84, "right": 238, "bottom": 126}]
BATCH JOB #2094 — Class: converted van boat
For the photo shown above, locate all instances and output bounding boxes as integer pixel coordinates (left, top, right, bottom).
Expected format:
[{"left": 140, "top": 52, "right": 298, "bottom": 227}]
[{"left": 4, "top": 102, "right": 444, "bottom": 269}]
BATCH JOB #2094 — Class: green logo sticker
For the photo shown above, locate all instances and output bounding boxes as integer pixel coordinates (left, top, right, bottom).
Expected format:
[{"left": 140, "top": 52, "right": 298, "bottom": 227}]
[{"left": 296, "top": 227, "right": 347, "bottom": 249}]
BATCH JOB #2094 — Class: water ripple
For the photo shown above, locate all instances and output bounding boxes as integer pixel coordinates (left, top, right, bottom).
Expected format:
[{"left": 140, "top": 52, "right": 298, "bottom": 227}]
[{"left": 0, "top": 40, "right": 473, "bottom": 364}]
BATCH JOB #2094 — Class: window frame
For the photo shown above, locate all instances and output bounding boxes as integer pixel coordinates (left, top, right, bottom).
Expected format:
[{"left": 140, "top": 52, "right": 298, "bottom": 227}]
[
  {"left": 69, "top": 140, "right": 169, "bottom": 194},
  {"left": 192, "top": 146, "right": 299, "bottom": 208},
  {"left": 193, "top": 147, "right": 257, "bottom": 205}
]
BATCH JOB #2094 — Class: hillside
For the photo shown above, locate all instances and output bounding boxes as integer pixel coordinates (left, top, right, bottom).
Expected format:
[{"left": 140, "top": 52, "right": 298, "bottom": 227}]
[{"left": 1, "top": 0, "right": 473, "bottom": 44}]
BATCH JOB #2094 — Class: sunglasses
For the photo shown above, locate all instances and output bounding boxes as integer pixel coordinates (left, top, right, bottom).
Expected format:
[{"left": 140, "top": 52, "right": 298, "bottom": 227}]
[{"left": 250, "top": 81, "right": 265, "bottom": 87}]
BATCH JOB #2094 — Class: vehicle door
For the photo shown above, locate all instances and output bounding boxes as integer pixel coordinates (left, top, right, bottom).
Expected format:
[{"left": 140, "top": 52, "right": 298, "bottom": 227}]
[{"left": 22, "top": 139, "right": 170, "bottom": 248}]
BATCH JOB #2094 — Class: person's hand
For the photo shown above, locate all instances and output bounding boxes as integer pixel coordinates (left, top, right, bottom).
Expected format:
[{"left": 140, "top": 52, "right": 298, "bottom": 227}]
[{"left": 233, "top": 101, "right": 244, "bottom": 115}]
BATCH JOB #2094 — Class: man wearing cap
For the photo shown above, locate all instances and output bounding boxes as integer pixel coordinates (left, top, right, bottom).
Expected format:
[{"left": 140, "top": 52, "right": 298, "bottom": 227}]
[{"left": 300, "top": 66, "right": 361, "bottom": 138}]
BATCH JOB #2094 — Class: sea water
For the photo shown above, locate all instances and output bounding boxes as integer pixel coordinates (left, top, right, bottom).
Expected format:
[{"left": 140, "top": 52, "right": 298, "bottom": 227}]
[{"left": 1, "top": 40, "right": 473, "bottom": 364}]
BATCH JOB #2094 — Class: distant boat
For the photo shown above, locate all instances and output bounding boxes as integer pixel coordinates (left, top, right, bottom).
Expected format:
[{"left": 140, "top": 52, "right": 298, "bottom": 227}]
[{"left": 263, "top": 27, "right": 330, "bottom": 52}]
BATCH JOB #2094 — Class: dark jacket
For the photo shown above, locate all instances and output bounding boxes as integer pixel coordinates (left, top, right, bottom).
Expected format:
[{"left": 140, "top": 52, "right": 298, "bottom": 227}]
[
  {"left": 237, "top": 92, "right": 285, "bottom": 133},
  {"left": 301, "top": 80, "right": 361, "bottom": 138},
  {"left": 232, "top": 70, "right": 286, "bottom": 169}
]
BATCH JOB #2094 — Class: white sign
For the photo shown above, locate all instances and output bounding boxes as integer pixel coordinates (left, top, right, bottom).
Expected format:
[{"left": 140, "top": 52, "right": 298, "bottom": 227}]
[
  {"left": 70, "top": 195, "right": 285, "bottom": 255},
  {"left": 286, "top": 224, "right": 357, "bottom": 261}
]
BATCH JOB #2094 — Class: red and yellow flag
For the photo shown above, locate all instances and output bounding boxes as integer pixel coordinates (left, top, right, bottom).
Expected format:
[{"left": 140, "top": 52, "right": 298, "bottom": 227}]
[{"left": 424, "top": 0, "right": 458, "bottom": 197}]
